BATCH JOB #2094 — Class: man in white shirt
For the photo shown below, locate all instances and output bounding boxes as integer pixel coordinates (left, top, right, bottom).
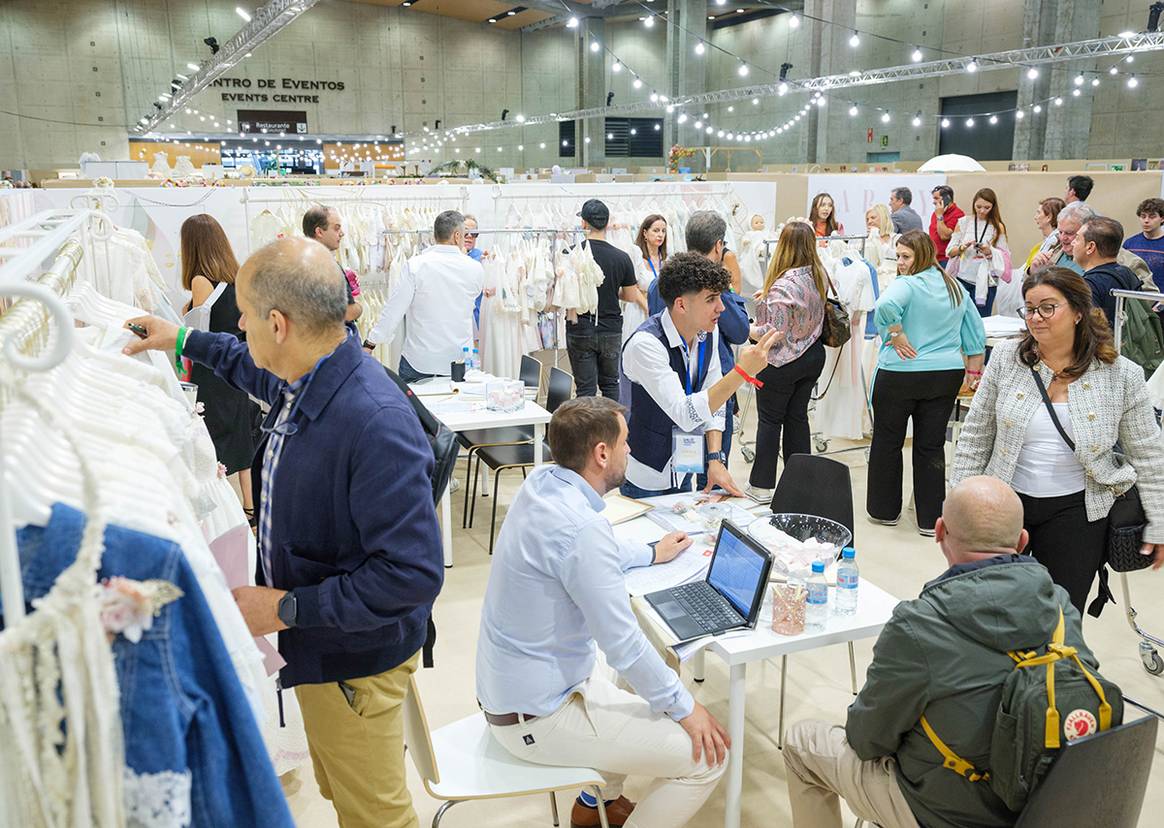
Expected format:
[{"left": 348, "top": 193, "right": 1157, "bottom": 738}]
[
  {"left": 477, "top": 396, "right": 726, "bottom": 828},
  {"left": 363, "top": 210, "right": 484, "bottom": 382},
  {"left": 621, "top": 252, "right": 778, "bottom": 498}
]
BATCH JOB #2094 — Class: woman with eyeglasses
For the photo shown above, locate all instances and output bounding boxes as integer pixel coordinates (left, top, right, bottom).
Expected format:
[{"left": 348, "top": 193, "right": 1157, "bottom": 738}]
[
  {"left": 867, "top": 230, "right": 986, "bottom": 536},
  {"left": 952, "top": 267, "right": 1164, "bottom": 615}
]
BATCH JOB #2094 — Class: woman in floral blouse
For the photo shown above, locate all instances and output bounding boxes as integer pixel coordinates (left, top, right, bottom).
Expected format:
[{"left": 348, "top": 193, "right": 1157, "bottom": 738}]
[{"left": 746, "top": 221, "right": 827, "bottom": 500}]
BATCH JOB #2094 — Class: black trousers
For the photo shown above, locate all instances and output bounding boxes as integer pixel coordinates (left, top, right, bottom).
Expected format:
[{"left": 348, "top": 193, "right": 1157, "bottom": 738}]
[
  {"left": 1018, "top": 491, "right": 1108, "bottom": 616},
  {"left": 867, "top": 368, "right": 964, "bottom": 530},
  {"left": 749, "top": 339, "right": 826, "bottom": 489},
  {"left": 566, "top": 329, "right": 622, "bottom": 399}
]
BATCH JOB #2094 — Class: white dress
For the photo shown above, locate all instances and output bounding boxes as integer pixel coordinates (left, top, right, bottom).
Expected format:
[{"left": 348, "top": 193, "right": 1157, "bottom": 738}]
[
  {"left": 622, "top": 254, "right": 658, "bottom": 344},
  {"left": 737, "top": 230, "right": 767, "bottom": 298},
  {"left": 815, "top": 256, "right": 876, "bottom": 440}
]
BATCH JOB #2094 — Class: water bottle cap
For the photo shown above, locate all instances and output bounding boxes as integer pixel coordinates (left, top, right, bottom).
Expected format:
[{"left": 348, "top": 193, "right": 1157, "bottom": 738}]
[
  {"left": 811, "top": 560, "right": 825, "bottom": 573},
  {"left": 842, "top": 547, "right": 855, "bottom": 559}
]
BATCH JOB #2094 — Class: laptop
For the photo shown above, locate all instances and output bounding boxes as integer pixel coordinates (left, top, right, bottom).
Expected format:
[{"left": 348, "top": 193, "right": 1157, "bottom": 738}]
[{"left": 644, "top": 520, "right": 774, "bottom": 643}]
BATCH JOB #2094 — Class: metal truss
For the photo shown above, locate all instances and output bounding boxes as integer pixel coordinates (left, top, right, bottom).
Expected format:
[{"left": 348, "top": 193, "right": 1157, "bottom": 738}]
[
  {"left": 133, "top": 0, "right": 320, "bottom": 136},
  {"left": 443, "top": 30, "right": 1164, "bottom": 137}
]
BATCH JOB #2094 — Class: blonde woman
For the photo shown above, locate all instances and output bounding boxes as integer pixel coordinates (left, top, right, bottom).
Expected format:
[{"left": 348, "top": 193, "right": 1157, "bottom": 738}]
[
  {"left": 745, "top": 221, "right": 828, "bottom": 500},
  {"left": 868, "top": 230, "right": 986, "bottom": 535}
]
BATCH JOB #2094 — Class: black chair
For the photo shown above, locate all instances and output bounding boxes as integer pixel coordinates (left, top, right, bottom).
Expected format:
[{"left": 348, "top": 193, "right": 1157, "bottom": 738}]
[
  {"left": 458, "top": 355, "right": 543, "bottom": 527},
  {"left": 383, "top": 367, "right": 461, "bottom": 667},
  {"left": 855, "top": 715, "right": 1158, "bottom": 828},
  {"left": 768, "top": 453, "right": 858, "bottom": 748},
  {"left": 469, "top": 366, "right": 573, "bottom": 553}
]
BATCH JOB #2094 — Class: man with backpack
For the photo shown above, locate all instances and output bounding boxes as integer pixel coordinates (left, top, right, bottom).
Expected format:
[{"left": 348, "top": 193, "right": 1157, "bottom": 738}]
[
  {"left": 1074, "top": 216, "right": 1164, "bottom": 377},
  {"left": 783, "top": 476, "right": 1117, "bottom": 828}
]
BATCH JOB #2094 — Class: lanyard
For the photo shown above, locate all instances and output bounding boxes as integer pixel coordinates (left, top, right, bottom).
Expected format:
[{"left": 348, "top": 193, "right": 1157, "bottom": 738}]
[
  {"left": 973, "top": 216, "right": 989, "bottom": 248},
  {"left": 646, "top": 256, "right": 659, "bottom": 279},
  {"left": 679, "top": 336, "right": 709, "bottom": 396}
]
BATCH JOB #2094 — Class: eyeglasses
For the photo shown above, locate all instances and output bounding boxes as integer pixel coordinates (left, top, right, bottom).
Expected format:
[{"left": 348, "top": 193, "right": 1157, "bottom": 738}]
[
  {"left": 1020, "top": 302, "right": 1064, "bottom": 320},
  {"left": 465, "top": 232, "right": 479, "bottom": 239}
]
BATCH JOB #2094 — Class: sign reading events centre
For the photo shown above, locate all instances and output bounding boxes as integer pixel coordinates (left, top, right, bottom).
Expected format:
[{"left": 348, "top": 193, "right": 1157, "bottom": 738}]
[{"left": 211, "top": 77, "right": 345, "bottom": 104}]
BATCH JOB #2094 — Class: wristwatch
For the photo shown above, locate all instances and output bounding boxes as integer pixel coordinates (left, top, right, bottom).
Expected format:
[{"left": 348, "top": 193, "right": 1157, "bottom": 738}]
[
  {"left": 277, "top": 591, "right": 298, "bottom": 628},
  {"left": 706, "top": 451, "right": 726, "bottom": 464},
  {"left": 361, "top": 339, "right": 376, "bottom": 350},
  {"left": 889, "top": 331, "right": 901, "bottom": 339}
]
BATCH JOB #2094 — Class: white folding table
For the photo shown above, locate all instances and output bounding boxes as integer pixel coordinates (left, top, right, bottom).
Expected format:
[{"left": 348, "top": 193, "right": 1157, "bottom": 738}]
[
  {"left": 409, "top": 378, "right": 552, "bottom": 567},
  {"left": 614, "top": 512, "right": 901, "bottom": 828}
]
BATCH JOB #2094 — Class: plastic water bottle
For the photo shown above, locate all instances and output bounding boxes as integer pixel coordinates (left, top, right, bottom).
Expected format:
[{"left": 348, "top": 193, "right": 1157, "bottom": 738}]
[
  {"left": 805, "top": 560, "right": 829, "bottom": 632},
  {"left": 471, "top": 347, "right": 481, "bottom": 371},
  {"left": 461, "top": 346, "right": 470, "bottom": 369},
  {"left": 835, "top": 547, "right": 859, "bottom": 616}
]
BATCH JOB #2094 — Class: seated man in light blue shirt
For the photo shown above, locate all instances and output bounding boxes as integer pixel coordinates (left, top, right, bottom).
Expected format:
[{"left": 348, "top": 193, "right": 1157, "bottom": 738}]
[{"left": 476, "top": 397, "right": 729, "bottom": 828}]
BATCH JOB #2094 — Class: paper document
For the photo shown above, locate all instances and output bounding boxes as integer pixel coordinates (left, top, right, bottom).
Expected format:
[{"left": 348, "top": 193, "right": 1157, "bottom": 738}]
[
  {"left": 602, "top": 493, "right": 654, "bottom": 525},
  {"left": 982, "top": 315, "right": 1026, "bottom": 338},
  {"left": 624, "top": 541, "right": 714, "bottom": 597}
]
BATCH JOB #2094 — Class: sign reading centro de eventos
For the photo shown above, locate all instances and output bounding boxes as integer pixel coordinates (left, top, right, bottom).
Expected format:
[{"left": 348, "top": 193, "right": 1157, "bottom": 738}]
[{"left": 211, "top": 77, "right": 345, "bottom": 104}]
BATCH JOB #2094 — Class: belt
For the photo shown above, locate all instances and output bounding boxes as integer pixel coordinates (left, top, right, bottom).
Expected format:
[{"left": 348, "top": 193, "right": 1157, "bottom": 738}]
[{"left": 481, "top": 710, "right": 539, "bottom": 727}]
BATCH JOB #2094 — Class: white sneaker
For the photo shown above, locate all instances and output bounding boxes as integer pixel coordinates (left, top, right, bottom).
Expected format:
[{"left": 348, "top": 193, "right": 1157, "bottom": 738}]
[
  {"left": 918, "top": 526, "right": 936, "bottom": 537},
  {"left": 450, "top": 477, "right": 461, "bottom": 493},
  {"left": 745, "top": 485, "right": 774, "bottom": 504}
]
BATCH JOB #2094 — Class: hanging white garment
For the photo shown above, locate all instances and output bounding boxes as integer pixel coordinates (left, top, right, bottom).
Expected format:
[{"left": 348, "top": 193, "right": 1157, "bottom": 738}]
[
  {"left": 815, "top": 257, "right": 876, "bottom": 440},
  {"left": 737, "top": 230, "right": 767, "bottom": 298}
]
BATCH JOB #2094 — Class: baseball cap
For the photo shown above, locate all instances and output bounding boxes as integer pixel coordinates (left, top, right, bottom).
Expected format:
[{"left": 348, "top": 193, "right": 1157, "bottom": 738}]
[{"left": 577, "top": 199, "right": 610, "bottom": 230}]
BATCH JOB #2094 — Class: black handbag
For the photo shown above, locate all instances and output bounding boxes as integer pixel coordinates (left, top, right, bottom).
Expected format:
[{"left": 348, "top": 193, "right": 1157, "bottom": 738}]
[
  {"left": 821, "top": 275, "right": 851, "bottom": 349},
  {"left": 1030, "top": 369, "right": 1152, "bottom": 575}
]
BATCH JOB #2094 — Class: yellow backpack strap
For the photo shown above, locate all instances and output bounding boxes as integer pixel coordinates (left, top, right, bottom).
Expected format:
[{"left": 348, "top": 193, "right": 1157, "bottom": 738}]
[
  {"left": 1043, "top": 609, "right": 1066, "bottom": 749},
  {"left": 920, "top": 714, "right": 989, "bottom": 782}
]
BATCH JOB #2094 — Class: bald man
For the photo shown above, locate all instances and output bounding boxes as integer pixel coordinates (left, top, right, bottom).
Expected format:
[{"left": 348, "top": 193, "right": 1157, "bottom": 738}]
[
  {"left": 125, "top": 237, "right": 443, "bottom": 828},
  {"left": 782, "top": 477, "right": 1099, "bottom": 828}
]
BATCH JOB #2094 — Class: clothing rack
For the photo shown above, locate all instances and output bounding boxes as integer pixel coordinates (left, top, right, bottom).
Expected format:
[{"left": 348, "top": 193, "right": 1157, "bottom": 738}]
[
  {"left": 490, "top": 184, "right": 736, "bottom": 200},
  {"left": 0, "top": 210, "right": 95, "bottom": 626}
]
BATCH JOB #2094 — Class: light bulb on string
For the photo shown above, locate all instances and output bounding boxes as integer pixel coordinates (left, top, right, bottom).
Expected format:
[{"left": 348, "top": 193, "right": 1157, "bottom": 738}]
[
  {"left": 1033, "top": 104, "right": 1042, "bottom": 113},
  {"left": 912, "top": 113, "right": 922, "bottom": 127},
  {"left": 965, "top": 117, "right": 975, "bottom": 127},
  {"left": 705, "top": 126, "right": 713, "bottom": 134},
  {"left": 633, "top": 77, "right": 643, "bottom": 89},
  {"left": 989, "top": 114, "right": 998, "bottom": 124},
  {"left": 966, "top": 58, "right": 979, "bottom": 73},
  {"left": 694, "top": 120, "right": 702, "bottom": 128},
  {"left": 1128, "top": 74, "right": 1139, "bottom": 88},
  {"left": 1110, "top": 65, "right": 1119, "bottom": 75},
  {"left": 738, "top": 61, "right": 749, "bottom": 77},
  {"left": 777, "top": 82, "right": 788, "bottom": 96},
  {"left": 727, "top": 105, "right": 734, "bottom": 112},
  {"left": 911, "top": 47, "right": 923, "bottom": 62},
  {"left": 789, "top": 14, "right": 800, "bottom": 29},
  {"left": 1072, "top": 88, "right": 1081, "bottom": 97},
  {"left": 590, "top": 41, "right": 600, "bottom": 53},
  {"left": 643, "top": 15, "right": 654, "bottom": 28},
  {"left": 881, "top": 111, "right": 890, "bottom": 123},
  {"left": 941, "top": 117, "right": 951, "bottom": 128},
  {"left": 816, "top": 97, "right": 826, "bottom": 107},
  {"left": 1015, "top": 109, "right": 1025, "bottom": 120},
  {"left": 849, "top": 105, "right": 859, "bottom": 117},
  {"left": 1054, "top": 96, "right": 1063, "bottom": 105},
  {"left": 1092, "top": 77, "right": 1101, "bottom": 87},
  {"left": 1074, "top": 74, "right": 1085, "bottom": 86},
  {"left": 678, "top": 113, "right": 688, "bottom": 123},
  {"left": 612, "top": 60, "right": 622, "bottom": 73},
  {"left": 752, "top": 97, "right": 759, "bottom": 105},
  {"left": 694, "top": 41, "right": 705, "bottom": 56},
  {"left": 1027, "top": 67, "right": 1039, "bottom": 79},
  {"left": 1126, "top": 55, "right": 1135, "bottom": 63},
  {"left": 849, "top": 31, "right": 860, "bottom": 48}
]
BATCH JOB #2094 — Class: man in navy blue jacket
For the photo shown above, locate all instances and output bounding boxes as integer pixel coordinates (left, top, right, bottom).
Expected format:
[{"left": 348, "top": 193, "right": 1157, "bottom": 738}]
[
  {"left": 648, "top": 211, "right": 750, "bottom": 477},
  {"left": 126, "top": 237, "right": 443, "bottom": 828}
]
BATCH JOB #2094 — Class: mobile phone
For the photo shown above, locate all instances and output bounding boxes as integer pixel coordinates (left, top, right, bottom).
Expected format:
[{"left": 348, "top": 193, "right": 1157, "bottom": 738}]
[{"left": 126, "top": 322, "right": 148, "bottom": 338}]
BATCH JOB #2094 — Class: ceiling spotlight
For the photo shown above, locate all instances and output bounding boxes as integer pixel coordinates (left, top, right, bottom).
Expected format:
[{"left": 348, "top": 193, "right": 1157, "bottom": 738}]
[
  {"left": 849, "top": 105, "right": 858, "bottom": 117},
  {"left": 612, "top": 60, "right": 622, "bottom": 73},
  {"left": 789, "top": 14, "right": 800, "bottom": 29},
  {"left": 778, "top": 82, "right": 788, "bottom": 96},
  {"left": 175, "top": 73, "right": 188, "bottom": 82},
  {"left": 235, "top": 7, "right": 251, "bottom": 22},
  {"left": 590, "top": 41, "right": 600, "bottom": 53},
  {"left": 1118, "top": 30, "right": 1136, "bottom": 38},
  {"left": 566, "top": 16, "right": 578, "bottom": 29},
  {"left": 187, "top": 62, "right": 200, "bottom": 71},
  {"left": 488, "top": 18, "right": 496, "bottom": 24},
  {"left": 507, "top": 9, "right": 515, "bottom": 15},
  {"left": 715, "top": 0, "right": 726, "bottom": 5},
  {"left": 203, "top": 37, "right": 220, "bottom": 55},
  {"left": 911, "top": 47, "right": 923, "bottom": 62},
  {"left": 966, "top": 58, "right": 979, "bottom": 73},
  {"left": 738, "top": 61, "right": 749, "bottom": 77},
  {"left": 941, "top": 117, "right": 951, "bottom": 128},
  {"left": 1027, "top": 67, "right": 1039, "bottom": 79},
  {"left": 849, "top": 31, "right": 860, "bottom": 47},
  {"left": 695, "top": 41, "right": 705, "bottom": 55},
  {"left": 881, "top": 111, "right": 890, "bottom": 123},
  {"left": 911, "top": 113, "right": 922, "bottom": 127}
]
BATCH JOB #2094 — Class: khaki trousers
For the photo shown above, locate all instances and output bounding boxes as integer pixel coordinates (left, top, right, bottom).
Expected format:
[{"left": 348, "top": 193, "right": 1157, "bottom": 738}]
[
  {"left": 295, "top": 652, "right": 421, "bottom": 828},
  {"left": 487, "top": 673, "right": 725, "bottom": 828},
  {"left": 782, "top": 720, "right": 919, "bottom": 828}
]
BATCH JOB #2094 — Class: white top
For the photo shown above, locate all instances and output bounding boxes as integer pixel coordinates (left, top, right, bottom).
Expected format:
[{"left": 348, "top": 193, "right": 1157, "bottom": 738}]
[
  {"left": 622, "top": 309, "right": 725, "bottom": 491},
  {"left": 367, "top": 243, "right": 485, "bottom": 374},
  {"left": 1010, "top": 403, "right": 1086, "bottom": 497}
]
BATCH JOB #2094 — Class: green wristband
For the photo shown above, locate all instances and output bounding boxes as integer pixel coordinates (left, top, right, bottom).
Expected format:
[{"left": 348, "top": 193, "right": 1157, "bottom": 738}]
[{"left": 175, "top": 326, "right": 188, "bottom": 372}]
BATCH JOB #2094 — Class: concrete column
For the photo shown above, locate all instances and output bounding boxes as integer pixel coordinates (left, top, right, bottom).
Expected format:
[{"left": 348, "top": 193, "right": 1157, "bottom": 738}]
[
  {"left": 804, "top": 0, "right": 856, "bottom": 164},
  {"left": 668, "top": 0, "right": 708, "bottom": 163},
  {"left": 580, "top": 17, "right": 606, "bottom": 168}
]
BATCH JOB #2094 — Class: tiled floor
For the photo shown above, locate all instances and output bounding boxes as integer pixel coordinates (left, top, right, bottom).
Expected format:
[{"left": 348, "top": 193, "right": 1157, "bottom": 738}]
[{"left": 286, "top": 409, "right": 1164, "bottom": 828}]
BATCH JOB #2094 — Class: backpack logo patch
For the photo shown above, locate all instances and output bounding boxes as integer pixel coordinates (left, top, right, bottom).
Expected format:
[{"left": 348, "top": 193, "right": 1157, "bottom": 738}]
[
  {"left": 523, "top": 734, "right": 535, "bottom": 746},
  {"left": 1064, "top": 709, "right": 1098, "bottom": 742}
]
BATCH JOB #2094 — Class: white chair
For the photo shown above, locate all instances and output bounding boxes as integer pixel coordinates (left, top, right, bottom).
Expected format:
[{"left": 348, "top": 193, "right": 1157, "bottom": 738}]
[{"left": 403, "top": 676, "right": 612, "bottom": 828}]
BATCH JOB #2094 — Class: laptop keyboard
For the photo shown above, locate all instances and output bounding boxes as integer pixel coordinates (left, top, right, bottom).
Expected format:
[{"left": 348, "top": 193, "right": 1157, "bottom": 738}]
[{"left": 671, "top": 582, "right": 742, "bottom": 631}]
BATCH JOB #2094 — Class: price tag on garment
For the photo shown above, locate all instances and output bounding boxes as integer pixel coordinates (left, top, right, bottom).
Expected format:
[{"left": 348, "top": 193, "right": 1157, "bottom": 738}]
[{"left": 672, "top": 428, "right": 706, "bottom": 475}]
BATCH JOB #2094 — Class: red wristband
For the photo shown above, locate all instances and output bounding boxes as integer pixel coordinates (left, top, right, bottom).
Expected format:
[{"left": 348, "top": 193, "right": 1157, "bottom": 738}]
[{"left": 734, "top": 364, "right": 764, "bottom": 388}]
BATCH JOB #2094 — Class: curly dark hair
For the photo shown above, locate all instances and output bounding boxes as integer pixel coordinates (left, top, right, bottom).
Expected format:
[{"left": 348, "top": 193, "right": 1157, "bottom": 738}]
[
  {"left": 1018, "top": 266, "right": 1116, "bottom": 378},
  {"left": 657, "top": 251, "right": 732, "bottom": 307}
]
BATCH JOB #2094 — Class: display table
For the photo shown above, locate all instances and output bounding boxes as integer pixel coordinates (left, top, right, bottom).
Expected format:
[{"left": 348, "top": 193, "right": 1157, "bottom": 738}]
[
  {"left": 613, "top": 508, "right": 901, "bottom": 828},
  {"left": 408, "top": 376, "right": 552, "bottom": 567}
]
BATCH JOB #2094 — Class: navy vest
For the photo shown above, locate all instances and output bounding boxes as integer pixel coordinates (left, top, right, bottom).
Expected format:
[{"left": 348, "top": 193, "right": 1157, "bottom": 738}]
[{"left": 621, "top": 313, "right": 712, "bottom": 473}]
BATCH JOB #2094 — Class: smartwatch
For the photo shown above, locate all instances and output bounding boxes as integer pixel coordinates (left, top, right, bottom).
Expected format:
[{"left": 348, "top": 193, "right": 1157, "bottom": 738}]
[
  {"left": 277, "top": 591, "right": 298, "bottom": 628},
  {"left": 706, "top": 451, "right": 726, "bottom": 464}
]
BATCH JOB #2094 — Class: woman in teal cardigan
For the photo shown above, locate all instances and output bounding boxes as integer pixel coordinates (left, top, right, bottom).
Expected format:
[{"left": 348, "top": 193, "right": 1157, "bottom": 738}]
[{"left": 867, "top": 230, "right": 986, "bottom": 535}]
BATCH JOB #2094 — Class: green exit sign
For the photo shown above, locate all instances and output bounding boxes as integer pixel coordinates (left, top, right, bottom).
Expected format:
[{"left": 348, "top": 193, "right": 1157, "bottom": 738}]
[{"left": 880, "top": 135, "right": 890, "bottom": 148}]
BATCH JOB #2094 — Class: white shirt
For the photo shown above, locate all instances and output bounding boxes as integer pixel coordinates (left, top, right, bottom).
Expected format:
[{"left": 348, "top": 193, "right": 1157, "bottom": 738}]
[
  {"left": 367, "top": 244, "right": 485, "bottom": 374},
  {"left": 1011, "top": 403, "right": 1086, "bottom": 497},
  {"left": 622, "top": 310, "right": 725, "bottom": 491}
]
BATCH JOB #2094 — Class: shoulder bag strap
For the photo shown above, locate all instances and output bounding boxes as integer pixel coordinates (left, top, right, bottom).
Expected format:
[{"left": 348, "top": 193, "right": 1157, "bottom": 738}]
[{"left": 1029, "top": 368, "right": 1075, "bottom": 452}]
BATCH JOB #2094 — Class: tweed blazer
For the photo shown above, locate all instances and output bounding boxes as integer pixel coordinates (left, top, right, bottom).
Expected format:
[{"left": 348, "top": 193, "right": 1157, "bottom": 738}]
[{"left": 951, "top": 339, "right": 1164, "bottom": 543}]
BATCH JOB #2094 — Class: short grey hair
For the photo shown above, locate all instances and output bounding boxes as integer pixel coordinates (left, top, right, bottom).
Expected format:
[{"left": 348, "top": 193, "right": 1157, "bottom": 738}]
[
  {"left": 1057, "top": 201, "right": 1097, "bottom": 227},
  {"left": 891, "top": 187, "right": 912, "bottom": 205},
  {"left": 434, "top": 210, "right": 465, "bottom": 242},
  {"left": 685, "top": 210, "right": 728, "bottom": 255},
  {"left": 248, "top": 239, "right": 347, "bottom": 335}
]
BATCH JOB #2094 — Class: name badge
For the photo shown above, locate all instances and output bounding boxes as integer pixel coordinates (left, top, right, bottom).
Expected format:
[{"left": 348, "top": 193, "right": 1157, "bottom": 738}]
[{"left": 673, "top": 428, "right": 705, "bottom": 474}]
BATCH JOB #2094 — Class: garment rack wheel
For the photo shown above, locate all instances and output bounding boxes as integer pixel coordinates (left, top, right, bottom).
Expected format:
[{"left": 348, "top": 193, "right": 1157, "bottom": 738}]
[{"left": 1118, "top": 570, "right": 1164, "bottom": 677}]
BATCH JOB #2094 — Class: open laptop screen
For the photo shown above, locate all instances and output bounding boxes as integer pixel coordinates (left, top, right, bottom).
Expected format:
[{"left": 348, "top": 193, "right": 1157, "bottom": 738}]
[{"left": 707, "top": 522, "right": 769, "bottom": 617}]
